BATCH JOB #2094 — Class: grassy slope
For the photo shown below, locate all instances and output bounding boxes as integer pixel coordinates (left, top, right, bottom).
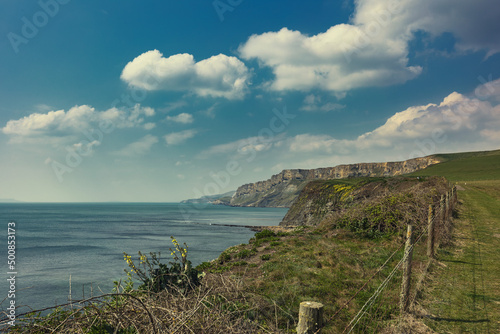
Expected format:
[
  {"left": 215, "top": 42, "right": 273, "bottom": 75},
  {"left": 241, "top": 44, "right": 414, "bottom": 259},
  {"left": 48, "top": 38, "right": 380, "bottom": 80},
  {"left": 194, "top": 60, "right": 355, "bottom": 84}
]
[
  {"left": 204, "top": 227, "right": 410, "bottom": 332},
  {"left": 409, "top": 149, "right": 500, "bottom": 332},
  {"left": 218, "top": 150, "right": 500, "bottom": 332},
  {"left": 417, "top": 181, "right": 500, "bottom": 333},
  {"left": 411, "top": 149, "right": 500, "bottom": 181},
  {"left": 204, "top": 177, "right": 447, "bottom": 333}
]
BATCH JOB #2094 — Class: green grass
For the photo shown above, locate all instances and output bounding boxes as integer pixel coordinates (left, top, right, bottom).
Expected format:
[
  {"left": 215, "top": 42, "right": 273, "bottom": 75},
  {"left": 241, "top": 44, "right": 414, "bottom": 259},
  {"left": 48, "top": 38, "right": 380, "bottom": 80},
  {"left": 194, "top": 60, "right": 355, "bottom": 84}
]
[
  {"left": 204, "top": 228, "right": 414, "bottom": 332},
  {"left": 407, "top": 149, "right": 500, "bottom": 332},
  {"left": 410, "top": 149, "right": 500, "bottom": 181},
  {"left": 420, "top": 181, "right": 500, "bottom": 333}
]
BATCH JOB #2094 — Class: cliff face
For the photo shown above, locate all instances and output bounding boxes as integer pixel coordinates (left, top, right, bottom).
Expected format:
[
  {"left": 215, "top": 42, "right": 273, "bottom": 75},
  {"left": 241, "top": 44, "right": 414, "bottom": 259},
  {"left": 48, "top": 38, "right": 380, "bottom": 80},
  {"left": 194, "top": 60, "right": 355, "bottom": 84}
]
[
  {"left": 279, "top": 176, "right": 448, "bottom": 227},
  {"left": 229, "top": 156, "right": 440, "bottom": 207}
]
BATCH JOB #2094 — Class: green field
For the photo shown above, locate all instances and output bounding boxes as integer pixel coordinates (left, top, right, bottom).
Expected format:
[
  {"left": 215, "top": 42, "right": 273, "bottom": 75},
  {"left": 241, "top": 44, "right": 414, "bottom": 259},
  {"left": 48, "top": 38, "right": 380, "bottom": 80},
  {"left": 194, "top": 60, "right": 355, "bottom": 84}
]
[{"left": 410, "top": 149, "right": 500, "bottom": 181}]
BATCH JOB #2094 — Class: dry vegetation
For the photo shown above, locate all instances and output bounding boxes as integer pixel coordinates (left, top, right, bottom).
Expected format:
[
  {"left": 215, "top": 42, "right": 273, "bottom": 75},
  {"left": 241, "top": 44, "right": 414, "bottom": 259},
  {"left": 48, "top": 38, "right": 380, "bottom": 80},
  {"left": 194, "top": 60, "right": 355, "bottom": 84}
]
[{"left": 5, "top": 274, "right": 285, "bottom": 334}]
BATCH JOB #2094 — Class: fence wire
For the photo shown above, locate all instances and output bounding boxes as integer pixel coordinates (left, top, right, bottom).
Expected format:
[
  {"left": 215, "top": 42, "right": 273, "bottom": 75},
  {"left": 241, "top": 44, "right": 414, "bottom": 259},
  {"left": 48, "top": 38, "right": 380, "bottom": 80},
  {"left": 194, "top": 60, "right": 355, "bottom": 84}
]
[{"left": 335, "top": 187, "right": 456, "bottom": 333}]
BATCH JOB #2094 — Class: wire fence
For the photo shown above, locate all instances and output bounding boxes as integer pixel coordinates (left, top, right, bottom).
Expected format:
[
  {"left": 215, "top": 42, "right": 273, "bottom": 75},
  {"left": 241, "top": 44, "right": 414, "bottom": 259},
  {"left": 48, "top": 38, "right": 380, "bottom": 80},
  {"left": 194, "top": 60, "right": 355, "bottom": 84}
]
[{"left": 298, "top": 185, "right": 458, "bottom": 334}]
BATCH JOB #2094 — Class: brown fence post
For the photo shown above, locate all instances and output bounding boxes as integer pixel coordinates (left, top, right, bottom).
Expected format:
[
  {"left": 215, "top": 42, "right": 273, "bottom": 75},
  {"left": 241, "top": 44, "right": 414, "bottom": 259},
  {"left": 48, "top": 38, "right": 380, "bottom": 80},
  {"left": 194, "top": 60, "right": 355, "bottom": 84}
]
[
  {"left": 445, "top": 192, "right": 450, "bottom": 223},
  {"left": 439, "top": 194, "right": 445, "bottom": 223},
  {"left": 297, "top": 301, "right": 324, "bottom": 334},
  {"left": 436, "top": 194, "right": 445, "bottom": 248},
  {"left": 427, "top": 205, "right": 435, "bottom": 259},
  {"left": 400, "top": 224, "right": 413, "bottom": 314}
]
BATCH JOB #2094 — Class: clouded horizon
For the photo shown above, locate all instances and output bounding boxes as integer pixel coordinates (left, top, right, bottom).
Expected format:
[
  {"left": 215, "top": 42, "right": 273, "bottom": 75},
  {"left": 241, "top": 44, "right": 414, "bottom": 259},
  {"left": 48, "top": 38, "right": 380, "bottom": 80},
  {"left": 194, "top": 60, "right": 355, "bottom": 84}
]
[{"left": 1, "top": 0, "right": 500, "bottom": 202}]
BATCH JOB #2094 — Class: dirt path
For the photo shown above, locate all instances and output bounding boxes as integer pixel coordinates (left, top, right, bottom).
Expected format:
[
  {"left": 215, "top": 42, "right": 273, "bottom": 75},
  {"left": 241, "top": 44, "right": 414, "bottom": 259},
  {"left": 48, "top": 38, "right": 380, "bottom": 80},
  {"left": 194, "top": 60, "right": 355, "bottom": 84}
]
[{"left": 419, "top": 181, "right": 500, "bottom": 333}]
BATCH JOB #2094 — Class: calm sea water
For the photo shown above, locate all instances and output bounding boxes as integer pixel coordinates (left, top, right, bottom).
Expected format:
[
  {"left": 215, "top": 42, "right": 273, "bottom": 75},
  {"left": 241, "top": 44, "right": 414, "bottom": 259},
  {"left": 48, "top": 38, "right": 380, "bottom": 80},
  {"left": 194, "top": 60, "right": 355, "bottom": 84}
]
[{"left": 0, "top": 203, "right": 287, "bottom": 314}]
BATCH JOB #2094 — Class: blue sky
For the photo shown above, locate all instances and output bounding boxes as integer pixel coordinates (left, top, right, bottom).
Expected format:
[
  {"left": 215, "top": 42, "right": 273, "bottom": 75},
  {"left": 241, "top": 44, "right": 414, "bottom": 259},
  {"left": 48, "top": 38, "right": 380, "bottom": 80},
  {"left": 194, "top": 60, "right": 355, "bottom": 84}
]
[{"left": 1, "top": 0, "right": 500, "bottom": 202}]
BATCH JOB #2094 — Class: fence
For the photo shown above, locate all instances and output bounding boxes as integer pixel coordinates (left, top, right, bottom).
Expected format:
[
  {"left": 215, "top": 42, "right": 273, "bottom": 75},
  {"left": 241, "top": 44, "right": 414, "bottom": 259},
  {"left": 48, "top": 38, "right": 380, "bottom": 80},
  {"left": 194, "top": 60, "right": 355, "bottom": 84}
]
[{"left": 297, "top": 185, "right": 458, "bottom": 334}]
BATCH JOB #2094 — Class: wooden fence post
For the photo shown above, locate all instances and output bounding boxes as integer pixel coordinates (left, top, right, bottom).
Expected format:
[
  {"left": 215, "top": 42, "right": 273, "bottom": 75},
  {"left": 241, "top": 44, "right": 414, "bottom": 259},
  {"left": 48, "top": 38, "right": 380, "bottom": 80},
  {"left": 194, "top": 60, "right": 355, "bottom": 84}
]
[
  {"left": 445, "top": 191, "right": 450, "bottom": 222},
  {"left": 439, "top": 194, "right": 445, "bottom": 224},
  {"left": 400, "top": 224, "right": 413, "bottom": 313},
  {"left": 427, "top": 205, "right": 435, "bottom": 258},
  {"left": 297, "top": 301, "right": 324, "bottom": 334}
]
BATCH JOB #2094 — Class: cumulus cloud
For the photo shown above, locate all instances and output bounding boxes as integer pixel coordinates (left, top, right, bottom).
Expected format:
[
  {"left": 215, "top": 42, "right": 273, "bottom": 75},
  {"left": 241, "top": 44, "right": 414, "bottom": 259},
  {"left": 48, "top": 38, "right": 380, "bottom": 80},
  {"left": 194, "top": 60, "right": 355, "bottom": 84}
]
[
  {"left": 166, "top": 113, "right": 194, "bottom": 124},
  {"left": 239, "top": 26, "right": 421, "bottom": 92},
  {"left": 164, "top": 129, "right": 197, "bottom": 145},
  {"left": 238, "top": 0, "right": 500, "bottom": 92},
  {"left": 287, "top": 78, "right": 500, "bottom": 163},
  {"left": 2, "top": 104, "right": 156, "bottom": 144},
  {"left": 113, "top": 135, "right": 159, "bottom": 157},
  {"left": 357, "top": 0, "right": 500, "bottom": 57},
  {"left": 121, "top": 50, "right": 250, "bottom": 99}
]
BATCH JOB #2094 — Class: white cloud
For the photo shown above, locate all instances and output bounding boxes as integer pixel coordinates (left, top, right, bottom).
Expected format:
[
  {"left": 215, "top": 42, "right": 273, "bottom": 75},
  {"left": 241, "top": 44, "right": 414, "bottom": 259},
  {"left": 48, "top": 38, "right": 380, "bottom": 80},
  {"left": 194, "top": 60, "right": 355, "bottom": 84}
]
[
  {"left": 239, "top": 25, "right": 421, "bottom": 92},
  {"left": 166, "top": 113, "right": 194, "bottom": 124},
  {"left": 113, "top": 135, "right": 158, "bottom": 157},
  {"left": 198, "top": 133, "right": 287, "bottom": 160},
  {"left": 357, "top": 0, "right": 500, "bottom": 57},
  {"left": 238, "top": 0, "right": 500, "bottom": 92},
  {"left": 121, "top": 50, "right": 250, "bottom": 99},
  {"left": 199, "top": 136, "right": 270, "bottom": 158},
  {"left": 300, "top": 94, "right": 345, "bottom": 112},
  {"left": 143, "top": 122, "right": 156, "bottom": 130},
  {"left": 164, "top": 129, "right": 197, "bottom": 145},
  {"left": 2, "top": 104, "right": 156, "bottom": 144},
  {"left": 287, "top": 78, "right": 500, "bottom": 162}
]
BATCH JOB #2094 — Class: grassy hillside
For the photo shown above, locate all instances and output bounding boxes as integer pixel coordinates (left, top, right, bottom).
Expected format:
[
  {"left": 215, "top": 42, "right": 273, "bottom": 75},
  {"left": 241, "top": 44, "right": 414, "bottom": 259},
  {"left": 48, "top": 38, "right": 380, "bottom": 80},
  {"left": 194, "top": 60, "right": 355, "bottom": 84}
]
[
  {"left": 411, "top": 149, "right": 500, "bottom": 181},
  {"left": 418, "top": 181, "right": 500, "bottom": 333},
  {"left": 409, "top": 149, "right": 500, "bottom": 332}
]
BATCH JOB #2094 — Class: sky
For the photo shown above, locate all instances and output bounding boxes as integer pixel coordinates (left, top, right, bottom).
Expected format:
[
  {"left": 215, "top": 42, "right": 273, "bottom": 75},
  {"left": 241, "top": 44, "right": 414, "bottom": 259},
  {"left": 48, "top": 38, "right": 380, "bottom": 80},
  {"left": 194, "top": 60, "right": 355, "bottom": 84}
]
[{"left": 1, "top": 0, "right": 500, "bottom": 202}]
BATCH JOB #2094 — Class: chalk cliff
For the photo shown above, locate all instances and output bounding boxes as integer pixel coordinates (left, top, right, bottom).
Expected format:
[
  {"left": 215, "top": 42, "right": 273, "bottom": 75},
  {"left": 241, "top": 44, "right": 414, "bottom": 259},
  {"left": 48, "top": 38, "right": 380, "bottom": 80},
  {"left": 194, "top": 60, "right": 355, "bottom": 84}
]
[{"left": 229, "top": 156, "right": 440, "bottom": 207}]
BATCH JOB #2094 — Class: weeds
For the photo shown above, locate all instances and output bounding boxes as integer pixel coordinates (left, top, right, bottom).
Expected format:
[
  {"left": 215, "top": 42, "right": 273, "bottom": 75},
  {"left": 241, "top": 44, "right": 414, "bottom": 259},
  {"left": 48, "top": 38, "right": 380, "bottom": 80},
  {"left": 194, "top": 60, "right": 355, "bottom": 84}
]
[{"left": 5, "top": 235, "right": 283, "bottom": 333}]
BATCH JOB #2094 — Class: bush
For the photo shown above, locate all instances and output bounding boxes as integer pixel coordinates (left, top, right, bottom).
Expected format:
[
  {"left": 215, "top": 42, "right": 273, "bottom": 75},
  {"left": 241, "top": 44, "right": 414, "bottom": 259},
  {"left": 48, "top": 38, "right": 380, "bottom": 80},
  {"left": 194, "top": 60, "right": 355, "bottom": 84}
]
[
  {"left": 218, "top": 251, "right": 232, "bottom": 264},
  {"left": 196, "top": 261, "right": 213, "bottom": 271},
  {"left": 261, "top": 254, "right": 271, "bottom": 261},
  {"left": 235, "top": 249, "right": 252, "bottom": 259},
  {"left": 122, "top": 236, "right": 201, "bottom": 294},
  {"left": 255, "top": 229, "right": 276, "bottom": 240}
]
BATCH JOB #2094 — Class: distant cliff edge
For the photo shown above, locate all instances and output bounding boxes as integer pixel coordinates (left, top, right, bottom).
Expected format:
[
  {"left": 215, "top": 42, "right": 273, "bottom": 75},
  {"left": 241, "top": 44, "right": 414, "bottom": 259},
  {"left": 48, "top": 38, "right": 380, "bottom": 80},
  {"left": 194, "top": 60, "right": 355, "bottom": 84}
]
[{"left": 229, "top": 156, "right": 440, "bottom": 207}]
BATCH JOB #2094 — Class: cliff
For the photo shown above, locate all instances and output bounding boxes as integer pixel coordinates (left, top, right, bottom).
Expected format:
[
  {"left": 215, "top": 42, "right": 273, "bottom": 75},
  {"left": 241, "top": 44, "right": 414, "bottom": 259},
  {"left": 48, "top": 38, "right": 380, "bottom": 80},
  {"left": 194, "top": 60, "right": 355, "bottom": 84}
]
[
  {"left": 230, "top": 156, "right": 440, "bottom": 207},
  {"left": 279, "top": 176, "right": 448, "bottom": 227}
]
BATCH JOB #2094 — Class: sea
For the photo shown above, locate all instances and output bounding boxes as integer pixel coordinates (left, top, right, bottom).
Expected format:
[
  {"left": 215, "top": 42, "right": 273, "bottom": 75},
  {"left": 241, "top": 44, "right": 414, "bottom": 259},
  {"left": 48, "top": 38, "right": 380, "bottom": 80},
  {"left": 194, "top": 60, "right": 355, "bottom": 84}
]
[{"left": 0, "top": 202, "right": 288, "bottom": 316}]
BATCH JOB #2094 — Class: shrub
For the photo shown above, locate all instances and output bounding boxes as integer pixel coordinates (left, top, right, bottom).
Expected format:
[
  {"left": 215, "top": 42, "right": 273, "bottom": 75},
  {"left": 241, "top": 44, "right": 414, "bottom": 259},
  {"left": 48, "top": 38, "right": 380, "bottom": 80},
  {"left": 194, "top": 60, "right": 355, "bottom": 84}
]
[
  {"left": 255, "top": 229, "right": 276, "bottom": 240},
  {"left": 261, "top": 254, "right": 271, "bottom": 261},
  {"left": 218, "top": 251, "right": 232, "bottom": 264},
  {"left": 235, "top": 249, "right": 252, "bottom": 259},
  {"left": 196, "top": 261, "right": 213, "bottom": 271},
  {"left": 122, "top": 236, "right": 201, "bottom": 294}
]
